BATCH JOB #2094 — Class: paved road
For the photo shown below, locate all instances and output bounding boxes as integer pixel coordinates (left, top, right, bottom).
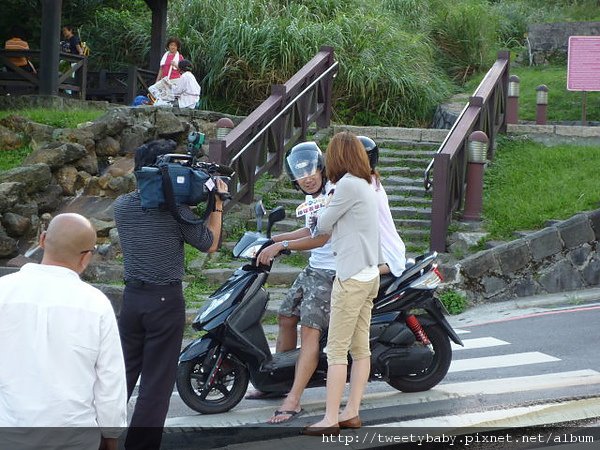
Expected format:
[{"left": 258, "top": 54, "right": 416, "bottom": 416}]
[{"left": 128, "top": 289, "right": 600, "bottom": 449}]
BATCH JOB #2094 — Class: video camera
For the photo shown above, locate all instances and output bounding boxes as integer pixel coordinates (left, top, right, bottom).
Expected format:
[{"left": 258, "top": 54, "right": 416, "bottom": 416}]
[{"left": 134, "top": 137, "right": 234, "bottom": 211}]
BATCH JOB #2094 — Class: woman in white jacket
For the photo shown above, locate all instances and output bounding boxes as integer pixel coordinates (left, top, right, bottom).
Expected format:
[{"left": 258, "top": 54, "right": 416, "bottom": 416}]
[{"left": 304, "top": 131, "right": 382, "bottom": 436}]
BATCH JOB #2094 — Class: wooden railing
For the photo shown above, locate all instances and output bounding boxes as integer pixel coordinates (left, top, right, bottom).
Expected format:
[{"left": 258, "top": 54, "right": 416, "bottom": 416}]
[
  {"left": 428, "top": 51, "right": 510, "bottom": 252},
  {"left": 87, "top": 66, "right": 157, "bottom": 104},
  {"left": 0, "top": 50, "right": 87, "bottom": 99},
  {"left": 1, "top": 50, "right": 155, "bottom": 105},
  {"left": 208, "top": 46, "right": 337, "bottom": 208}
]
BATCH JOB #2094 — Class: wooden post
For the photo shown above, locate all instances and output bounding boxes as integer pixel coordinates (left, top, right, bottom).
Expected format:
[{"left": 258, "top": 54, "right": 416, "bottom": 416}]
[
  {"left": 39, "top": 0, "right": 62, "bottom": 96},
  {"left": 147, "top": 0, "right": 168, "bottom": 72}
]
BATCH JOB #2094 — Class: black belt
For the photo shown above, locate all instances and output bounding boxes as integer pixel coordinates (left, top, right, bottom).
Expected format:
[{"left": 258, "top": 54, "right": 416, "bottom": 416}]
[{"left": 125, "top": 279, "right": 182, "bottom": 288}]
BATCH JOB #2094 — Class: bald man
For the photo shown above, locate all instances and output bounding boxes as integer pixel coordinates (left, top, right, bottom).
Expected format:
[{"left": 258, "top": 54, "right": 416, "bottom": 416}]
[{"left": 0, "top": 213, "right": 127, "bottom": 450}]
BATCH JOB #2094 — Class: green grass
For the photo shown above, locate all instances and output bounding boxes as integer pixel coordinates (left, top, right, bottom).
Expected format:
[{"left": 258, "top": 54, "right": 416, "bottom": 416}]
[
  {"left": 465, "top": 64, "right": 600, "bottom": 123},
  {"left": 510, "top": 65, "right": 600, "bottom": 123},
  {"left": 0, "top": 108, "right": 105, "bottom": 129},
  {"left": 0, "top": 108, "right": 107, "bottom": 172},
  {"left": 483, "top": 137, "right": 600, "bottom": 239},
  {"left": 0, "top": 145, "right": 33, "bottom": 171}
]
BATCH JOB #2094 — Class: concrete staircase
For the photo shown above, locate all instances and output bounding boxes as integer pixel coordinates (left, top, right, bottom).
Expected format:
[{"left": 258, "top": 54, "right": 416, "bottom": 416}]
[
  {"left": 265, "top": 141, "right": 436, "bottom": 254},
  {"left": 188, "top": 139, "right": 437, "bottom": 320}
]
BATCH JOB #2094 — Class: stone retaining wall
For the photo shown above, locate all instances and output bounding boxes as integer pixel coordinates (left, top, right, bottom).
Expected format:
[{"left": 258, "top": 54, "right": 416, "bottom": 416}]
[
  {"left": 527, "top": 21, "right": 600, "bottom": 65},
  {"left": 443, "top": 210, "right": 600, "bottom": 303}
]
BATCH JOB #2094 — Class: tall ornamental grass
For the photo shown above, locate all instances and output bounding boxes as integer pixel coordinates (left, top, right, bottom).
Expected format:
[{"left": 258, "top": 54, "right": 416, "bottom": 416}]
[{"left": 169, "top": 0, "right": 452, "bottom": 126}]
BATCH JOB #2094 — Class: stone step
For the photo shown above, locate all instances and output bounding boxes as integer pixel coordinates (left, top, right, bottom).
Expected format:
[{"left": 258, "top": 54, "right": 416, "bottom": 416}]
[
  {"left": 381, "top": 175, "right": 426, "bottom": 189},
  {"left": 202, "top": 263, "right": 302, "bottom": 286},
  {"left": 389, "top": 206, "right": 431, "bottom": 220},
  {"left": 378, "top": 166, "right": 423, "bottom": 178},
  {"left": 397, "top": 228, "right": 430, "bottom": 241},
  {"left": 386, "top": 194, "right": 432, "bottom": 207},
  {"left": 380, "top": 148, "right": 437, "bottom": 158},
  {"left": 378, "top": 156, "right": 433, "bottom": 168},
  {"left": 394, "top": 218, "right": 432, "bottom": 229}
]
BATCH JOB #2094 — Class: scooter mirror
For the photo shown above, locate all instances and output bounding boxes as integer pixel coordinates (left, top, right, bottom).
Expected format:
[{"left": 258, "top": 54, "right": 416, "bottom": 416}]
[
  {"left": 255, "top": 200, "right": 266, "bottom": 232},
  {"left": 266, "top": 206, "right": 286, "bottom": 238}
]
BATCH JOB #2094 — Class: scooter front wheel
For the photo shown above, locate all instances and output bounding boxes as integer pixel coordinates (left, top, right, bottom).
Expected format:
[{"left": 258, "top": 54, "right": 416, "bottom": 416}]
[
  {"left": 176, "top": 350, "right": 249, "bottom": 414},
  {"left": 386, "top": 323, "right": 452, "bottom": 392}
]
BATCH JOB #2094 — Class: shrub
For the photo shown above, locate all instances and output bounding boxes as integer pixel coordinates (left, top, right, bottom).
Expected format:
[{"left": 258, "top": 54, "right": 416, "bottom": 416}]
[{"left": 439, "top": 290, "right": 469, "bottom": 315}]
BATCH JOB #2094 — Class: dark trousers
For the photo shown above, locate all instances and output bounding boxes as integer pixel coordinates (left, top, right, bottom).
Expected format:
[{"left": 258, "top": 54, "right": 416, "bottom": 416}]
[{"left": 118, "top": 283, "right": 185, "bottom": 450}]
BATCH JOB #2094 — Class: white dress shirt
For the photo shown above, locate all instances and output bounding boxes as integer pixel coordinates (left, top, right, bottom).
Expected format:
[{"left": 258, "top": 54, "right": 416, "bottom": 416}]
[
  {"left": 172, "top": 71, "right": 201, "bottom": 109},
  {"left": 0, "top": 264, "right": 127, "bottom": 442}
]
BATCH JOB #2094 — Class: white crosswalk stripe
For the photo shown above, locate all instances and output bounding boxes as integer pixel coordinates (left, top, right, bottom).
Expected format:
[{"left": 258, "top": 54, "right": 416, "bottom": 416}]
[
  {"left": 450, "top": 351, "right": 560, "bottom": 372},
  {"left": 160, "top": 327, "right": 600, "bottom": 431}
]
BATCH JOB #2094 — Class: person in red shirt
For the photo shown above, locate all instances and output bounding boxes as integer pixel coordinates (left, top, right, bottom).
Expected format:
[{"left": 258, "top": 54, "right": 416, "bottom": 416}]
[{"left": 156, "top": 37, "right": 184, "bottom": 82}]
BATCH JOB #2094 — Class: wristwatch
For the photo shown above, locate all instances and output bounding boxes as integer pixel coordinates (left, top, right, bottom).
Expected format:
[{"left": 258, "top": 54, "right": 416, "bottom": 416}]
[{"left": 281, "top": 240, "right": 289, "bottom": 250}]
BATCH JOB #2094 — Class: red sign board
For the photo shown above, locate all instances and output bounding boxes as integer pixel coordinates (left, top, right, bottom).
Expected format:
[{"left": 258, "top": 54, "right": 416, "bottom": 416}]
[{"left": 567, "top": 36, "right": 600, "bottom": 91}]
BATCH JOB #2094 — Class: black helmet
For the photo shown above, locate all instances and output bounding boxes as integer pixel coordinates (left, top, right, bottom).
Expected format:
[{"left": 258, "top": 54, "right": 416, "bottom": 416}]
[
  {"left": 178, "top": 59, "right": 193, "bottom": 72},
  {"left": 284, "top": 141, "right": 325, "bottom": 194},
  {"left": 357, "top": 135, "right": 379, "bottom": 170}
]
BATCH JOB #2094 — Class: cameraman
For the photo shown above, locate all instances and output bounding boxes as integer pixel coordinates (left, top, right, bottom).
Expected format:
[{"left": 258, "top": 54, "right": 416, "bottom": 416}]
[{"left": 113, "top": 144, "right": 228, "bottom": 450}]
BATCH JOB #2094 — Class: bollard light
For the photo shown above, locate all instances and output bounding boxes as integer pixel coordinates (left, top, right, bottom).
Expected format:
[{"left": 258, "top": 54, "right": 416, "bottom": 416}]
[
  {"left": 467, "top": 131, "right": 489, "bottom": 163},
  {"left": 216, "top": 117, "right": 235, "bottom": 140},
  {"left": 536, "top": 85, "right": 549, "bottom": 105},
  {"left": 508, "top": 75, "right": 520, "bottom": 97}
]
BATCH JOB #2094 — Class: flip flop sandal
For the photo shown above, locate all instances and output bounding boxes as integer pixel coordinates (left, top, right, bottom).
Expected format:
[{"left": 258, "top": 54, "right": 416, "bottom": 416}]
[{"left": 268, "top": 408, "right": 305, "bottom": 424}]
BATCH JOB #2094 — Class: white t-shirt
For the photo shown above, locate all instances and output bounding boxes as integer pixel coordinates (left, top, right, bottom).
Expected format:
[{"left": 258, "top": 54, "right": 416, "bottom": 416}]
[
  {"left": 0, "top": 264, "right": 127, "bottom": 438},
  {"left": 305, "top": 182, "right": 336, "bottom": 271},
  {"left": 373, "top": 178, "right": 406, "bottom": 276}
]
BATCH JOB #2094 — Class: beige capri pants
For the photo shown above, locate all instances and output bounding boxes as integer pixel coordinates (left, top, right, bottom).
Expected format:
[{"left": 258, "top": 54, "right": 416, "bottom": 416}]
[{"left": 326, "top": 275, "right": 380, "bottom": 365}]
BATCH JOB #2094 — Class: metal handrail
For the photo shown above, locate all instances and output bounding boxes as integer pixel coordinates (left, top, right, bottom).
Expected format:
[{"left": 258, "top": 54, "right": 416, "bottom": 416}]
[{"left": 229, "top": 61, "right": 339, "bottom": 165}]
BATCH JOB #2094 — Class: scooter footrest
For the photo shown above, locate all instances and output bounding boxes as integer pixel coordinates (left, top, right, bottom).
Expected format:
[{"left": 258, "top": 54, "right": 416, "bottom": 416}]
[{"left": 262, "top": 348, "right": 300, "bottom": 371}]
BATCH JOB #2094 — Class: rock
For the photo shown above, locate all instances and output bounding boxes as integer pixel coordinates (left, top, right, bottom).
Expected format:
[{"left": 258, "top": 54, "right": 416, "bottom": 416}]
[
  {"left": 120, "top": 124, "right": 156, "bottom": 154},
  {"left": 55, "top": 165, "right": 79, "bottom": 195},
  {"left": 96, "top": 136, "right": 121, "bottom": 157},
  {"left": 538, "top": 259, "right": 585, "bottom": 293},
  {"left": 155, "top": 110, "right": 186, "bottom": 136},
  {"left": 89, "top": 217, "right": 115, "bottom": 237},
  {"left": 58, "top": 195, "right": 115, "bottom": 222},
  {"left": 0, "top": 124, "right": 24, "bottom": 150},
  {"left": 6, "top": 254, "right": 37, "bottom": 267},
  {"left": 32, "top": 184, "right": 63, "bottom": 213},
  {"left": 1, "top": 212, "right": 31, "bottom": 237},
  {"left": 73, "top": 146, "right": 99, "bottom": 175},
  {"left": 52, "top": 128, "right": 95, "bottom": 146},
  {"left": 0, "top": 225, "right": 18, "bottom": 257},
  {"left": 0, "top": 164, "right": 52, "bottom": 194},
  {"left": 0, "top": 182, "right": 24, "bottom": 213},
  {"left": 24, "top": 142, "right": 87, "bottom": 169}
]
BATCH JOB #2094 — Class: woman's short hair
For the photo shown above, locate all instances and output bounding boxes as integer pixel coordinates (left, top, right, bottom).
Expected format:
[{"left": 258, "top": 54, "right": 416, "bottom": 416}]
[
  {"left": 165, "top": 37, "right": 182, "bottom": 51},
  {"left": 325, "top": 131, "right": 372, "bottom": 184}
]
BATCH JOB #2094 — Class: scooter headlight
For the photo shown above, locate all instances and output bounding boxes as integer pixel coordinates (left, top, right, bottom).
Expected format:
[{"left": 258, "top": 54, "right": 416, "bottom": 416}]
[{"left": 238, "top": 243, "right": 265, "bottom": 259}]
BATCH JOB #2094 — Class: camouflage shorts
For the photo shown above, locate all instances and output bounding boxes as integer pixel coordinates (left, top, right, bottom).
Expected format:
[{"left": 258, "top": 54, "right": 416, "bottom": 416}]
[{"left": 278, "top": 265, "right": 336, "bottom": 332}]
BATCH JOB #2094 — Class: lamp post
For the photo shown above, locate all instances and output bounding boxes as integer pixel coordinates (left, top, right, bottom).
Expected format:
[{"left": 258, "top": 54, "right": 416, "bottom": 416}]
[
  {"left": 462, "top": 131, "right": 488, "bottom": 221},
  {"left": 536, "top": 84, "right": 549, "bottom": 125},
  {"left": 216, "top": 118, "right": 235, "bottom": 140},
  {"left": 507, "top": 75, "right": 520, "bottom": 124}
]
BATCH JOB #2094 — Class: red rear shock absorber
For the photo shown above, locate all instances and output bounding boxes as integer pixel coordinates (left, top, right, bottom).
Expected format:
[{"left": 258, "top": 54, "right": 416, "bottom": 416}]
[{"left": 406, "top": 315, "right": 431, "bottom": 345}]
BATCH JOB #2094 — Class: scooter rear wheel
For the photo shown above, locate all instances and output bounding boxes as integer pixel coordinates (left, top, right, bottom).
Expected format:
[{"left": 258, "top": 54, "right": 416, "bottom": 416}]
[
  {"left": 386, "top": 323, "right": 452, "bottom": 392},
  {"left": 177, "top": 351, "right": 249, "bottom": 414}
]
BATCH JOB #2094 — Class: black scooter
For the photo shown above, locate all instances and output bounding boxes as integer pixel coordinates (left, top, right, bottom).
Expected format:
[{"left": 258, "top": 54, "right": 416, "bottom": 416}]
[{"left": 176, "top": 205, "right": 463, "bottom": 414}]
